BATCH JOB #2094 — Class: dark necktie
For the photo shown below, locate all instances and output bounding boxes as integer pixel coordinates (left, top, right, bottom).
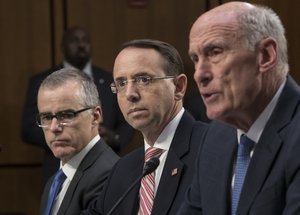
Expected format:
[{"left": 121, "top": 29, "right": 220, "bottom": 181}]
[
  {"left": 43, "top": 169, "right": 67, "bottom": 215},
  {"left": 232, "top": 135, "right": 254, "bottom": 215},
  {"left": 138, "top": 147, "right": 163, "bottom": 215}
]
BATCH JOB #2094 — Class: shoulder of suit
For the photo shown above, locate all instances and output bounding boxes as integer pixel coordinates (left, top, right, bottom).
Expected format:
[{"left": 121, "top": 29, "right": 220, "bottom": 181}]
[{"left": 30, "top": 64, "right": 63, "bottom": 80}]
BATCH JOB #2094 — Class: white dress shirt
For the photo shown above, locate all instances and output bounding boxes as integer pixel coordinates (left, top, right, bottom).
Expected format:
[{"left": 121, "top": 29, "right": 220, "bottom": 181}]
[
  {"left": 50, "top": 134, "right": 100, "bottom": 215},
  {"left": 63, "top": 60, "right": 93, "bottom": 78},
  {"left": 232, "top": 79, "right": 286, "bottom": 186},
  {"left": 143, "top": 108, "right": 184, "bottom": 195}
]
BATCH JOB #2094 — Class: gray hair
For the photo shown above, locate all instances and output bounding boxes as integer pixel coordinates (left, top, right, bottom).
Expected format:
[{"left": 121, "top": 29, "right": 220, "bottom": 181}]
[
  {"left": 237, "top": 4, "right": 289, "bottom": 75},
  {"left": 40, "top": 68, "right": 101, "bottom": 107}
]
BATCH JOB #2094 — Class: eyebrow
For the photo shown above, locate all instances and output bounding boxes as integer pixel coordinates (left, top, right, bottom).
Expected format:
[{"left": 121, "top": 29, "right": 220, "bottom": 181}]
[
  {"left": 39, "top": 109, "right": 75, "bottom": 115},
  {"left": 114, "top": 71, "right": 153, "bottom": 81}
]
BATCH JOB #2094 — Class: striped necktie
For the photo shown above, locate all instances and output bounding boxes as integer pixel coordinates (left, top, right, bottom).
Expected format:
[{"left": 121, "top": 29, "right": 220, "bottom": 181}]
[{"left": 138, "top": 147, "right": 163, "bottom": 215}]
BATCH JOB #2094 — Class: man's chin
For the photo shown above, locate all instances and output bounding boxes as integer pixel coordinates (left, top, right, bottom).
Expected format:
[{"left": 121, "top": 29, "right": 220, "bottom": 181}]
[
  {"left": 69, "top": 58, "right": 89, "bottom": 69},
  {"left": 52, "top": 148, "right": 73, "bottom": 161},
  {"left": 77, "top": 56, "right": 89, "bottom": 63}
]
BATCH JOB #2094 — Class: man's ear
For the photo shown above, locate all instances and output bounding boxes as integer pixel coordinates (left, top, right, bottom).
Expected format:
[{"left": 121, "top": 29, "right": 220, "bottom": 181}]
[
  {"left": 92, "top": 106, "right": 103, "bottom": 126},
  {"left": 257, "top": 37, "right": 277, "bottom": 73},
  {"left": 174, "top": 74, "right": 187, "bottom": 101}
]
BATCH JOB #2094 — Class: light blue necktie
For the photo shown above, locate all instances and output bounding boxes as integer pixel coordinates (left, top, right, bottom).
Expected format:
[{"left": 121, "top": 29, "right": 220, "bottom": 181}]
[
  {"left": 232, "top": 135, "right": 254, "bottom": 215},
  {"left": 43, "top": 169, "right": 66, "bottom": 215}
]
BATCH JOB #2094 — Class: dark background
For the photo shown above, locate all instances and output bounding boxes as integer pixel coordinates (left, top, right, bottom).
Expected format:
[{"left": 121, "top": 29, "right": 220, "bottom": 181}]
[{"left": 0, "top": 0, "right": 299, "bottom": 214}]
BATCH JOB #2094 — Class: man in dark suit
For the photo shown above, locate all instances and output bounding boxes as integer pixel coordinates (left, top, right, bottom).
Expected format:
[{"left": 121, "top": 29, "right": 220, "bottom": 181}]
[
  {"left": 21, "top": 26, "right": 133, "bottom": 184},
  {"left": 83, "top": 39, "right": 207, "bottom": 215},
  {"left": 179, "top": 2, "right": 300, "bottom": 214},
  {"left": 38, "top": 68, "right": 119, "bottom": 215}
]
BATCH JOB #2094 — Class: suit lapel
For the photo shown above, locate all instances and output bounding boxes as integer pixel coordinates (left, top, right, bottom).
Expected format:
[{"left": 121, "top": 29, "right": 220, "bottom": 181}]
[
  {"left": 111, "top": 148, "right": 144, "bottom": 215},
  {"left": 237, "top": 76, "right": 300, "bottom": 213},
  {"left": 125, "top": 162, "right": 144, "bottom": 214},
  {"left": 151, "top": 112, "right": 194, "bottom": 214},
  {"left": 202, "top": 122, "right": 237, "bottom": 215},
  {"left": 40, "top": 176, "right": 55, "bottom": 214},
  {"left": 152, "top": 150, "right": 184, "bottom": 214},
  {"left": 58, "top": 171, "right": 83, "bottom": 214},
  {"left": 57, "top": 140, "right": 107, "bottom": 214},
  {"left": 238, "top": 131, "right": 282, "bottom": 213}
]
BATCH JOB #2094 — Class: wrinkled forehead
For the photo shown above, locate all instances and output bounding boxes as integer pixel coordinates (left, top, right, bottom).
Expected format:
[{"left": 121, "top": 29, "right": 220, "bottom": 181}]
[{"left": 189, "top": 17, "right": 240, "bottom": 52}]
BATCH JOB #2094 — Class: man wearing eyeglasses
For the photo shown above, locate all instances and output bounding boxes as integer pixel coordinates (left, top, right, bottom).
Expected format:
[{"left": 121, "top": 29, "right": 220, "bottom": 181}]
[
  {"left": 83, "top": 39, "right": 208, "bottom": 215},
  {"left": 38, "top": 68, "right": 119, "bottom": 215},
  {"left": 21, "top": 26, "right": 134, "bottom": 186}
]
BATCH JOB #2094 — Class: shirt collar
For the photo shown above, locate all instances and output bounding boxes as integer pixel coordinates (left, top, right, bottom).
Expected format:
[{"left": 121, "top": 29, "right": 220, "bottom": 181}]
[
  {"left": 144, "top": 108, "right": 185, "bottom": 152},
  {"left": 63, "top": 60, "right": 93, "bottom": 78},
  {"left": 237, "top": 78, "right": 286, "bottom": 143},
  {"left": 61, "top": 134, "right": 100, "bottom": 180}
]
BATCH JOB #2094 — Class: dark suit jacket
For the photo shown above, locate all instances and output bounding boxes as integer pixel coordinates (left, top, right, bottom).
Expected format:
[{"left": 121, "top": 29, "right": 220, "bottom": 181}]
[
  {"left": 83, "top": 111, "right": 208, "bottom": 215},
  {"left": 21, "top": 64, "right": 133, "bottom": 183},
  {"left": 178, "top": 76, "right": 300, "bottom": 215},
  {"left": 40, "top": 139, "right": 119, "bottom": 215}
]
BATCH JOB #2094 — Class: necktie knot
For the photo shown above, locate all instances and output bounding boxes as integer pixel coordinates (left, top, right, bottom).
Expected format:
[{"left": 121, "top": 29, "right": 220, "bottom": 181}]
[
  {"left": 54, "top": 169, "right": 67, "bottom": 182},
  {"left": 145, "top": 147, "right": 163, "bottom": 162},
  {"left": 238, "top": 135, "right": 255, "bottom": 157}
]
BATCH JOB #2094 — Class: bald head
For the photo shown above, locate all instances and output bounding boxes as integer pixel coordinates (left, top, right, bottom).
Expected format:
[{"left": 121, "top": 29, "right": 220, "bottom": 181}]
[
  {"left": 190, "top": 2, "right": 254, "bottom": 40},
  {"left": 188, "top": 1, "right": 288, "bottom": 128},
  {"left": 195, "top": 2, "right": 253, "bottom": 24},
  {"left": 190, "top": 1, "right": 288, "bottom": 76}
]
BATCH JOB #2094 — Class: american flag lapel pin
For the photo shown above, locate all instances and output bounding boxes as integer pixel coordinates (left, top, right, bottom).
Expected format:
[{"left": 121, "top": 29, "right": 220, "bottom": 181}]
[{"left": 171, "top": 168, "right": 178, "bottom": 176}]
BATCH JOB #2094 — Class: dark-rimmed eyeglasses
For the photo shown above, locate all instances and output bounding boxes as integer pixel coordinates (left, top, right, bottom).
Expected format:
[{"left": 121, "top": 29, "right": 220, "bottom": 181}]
[
  {"left": 110, "top": 75, "right": 176, "bottom": 94},
  {"left": 36, "top": 107, "right": 92, "bottom": 128}
]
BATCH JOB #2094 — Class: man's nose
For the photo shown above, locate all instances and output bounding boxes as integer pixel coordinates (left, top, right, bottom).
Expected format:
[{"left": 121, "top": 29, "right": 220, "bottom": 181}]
[
  {"left": 49, "top": 117, "right": 63, "bottom": 132},
  {"left": 193, "top": 58, "right": 212, "bottom": 86},
  {"left": 124, "top": 82, "right": 140, "bottom": 102}
]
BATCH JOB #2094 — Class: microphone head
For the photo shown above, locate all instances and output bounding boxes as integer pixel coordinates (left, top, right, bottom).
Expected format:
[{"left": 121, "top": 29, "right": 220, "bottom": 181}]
[{"left": 142, "top": 157, "right": 160, "bottom": 176}]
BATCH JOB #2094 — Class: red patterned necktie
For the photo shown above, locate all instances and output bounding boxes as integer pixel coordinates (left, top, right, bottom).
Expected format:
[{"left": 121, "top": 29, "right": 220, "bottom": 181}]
[{"left": 138, "top": 147, "right": 163, "bottom": 215}]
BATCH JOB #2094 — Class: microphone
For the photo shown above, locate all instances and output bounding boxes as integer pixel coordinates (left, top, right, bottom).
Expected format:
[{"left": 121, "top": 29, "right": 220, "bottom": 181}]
[
  {"left": 142, "top": 156, "right": 160, "bottom": 176},
  {"left": 106, "top": 157, "right": 160, "bottom": 215}
]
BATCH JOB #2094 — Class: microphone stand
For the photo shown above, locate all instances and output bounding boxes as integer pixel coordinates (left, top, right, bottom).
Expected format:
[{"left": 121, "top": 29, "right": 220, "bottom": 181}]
[
  {"left": 106, "top": 157, "right": 160, "bottom": 215},
  {"left": 106, "top": 175, "right": 142, "bottom": 215}
]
